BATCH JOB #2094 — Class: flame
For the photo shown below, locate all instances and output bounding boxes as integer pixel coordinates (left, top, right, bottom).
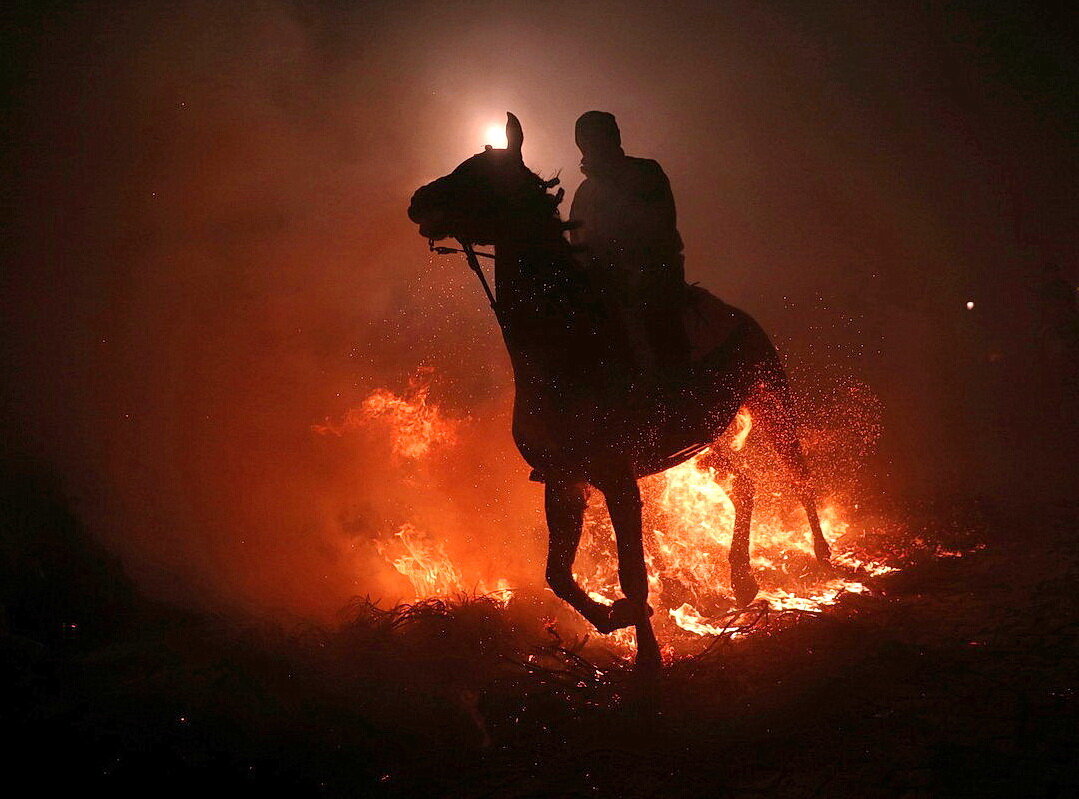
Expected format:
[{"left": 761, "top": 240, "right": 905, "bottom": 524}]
[
  {"left": 730, "top": 407, "right": 752, "bottom": 451},
  {"left": 567, "top": 407, "right": 896, "bottom": 649},
  {"left": 668, "top": 603, "right": 735, "bottom": 637},
  {"left": 314, "top": 368, "right": 459, "bottom": 459},
  {"left": 573, "top": 449, "right": 881, "bottom": 627},
  {"left": 378, "top": 523, "right": 513, "bottom": 605},
  {"left": 326, "top": 374, "right": 902, "bottom": 657},
  {"left": 377, "top": 523, "right": 463, "bottom": 598}
]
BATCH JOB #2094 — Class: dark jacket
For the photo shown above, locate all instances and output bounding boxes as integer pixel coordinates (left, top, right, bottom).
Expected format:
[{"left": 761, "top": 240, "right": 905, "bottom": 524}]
[{"left": 569, "top": 155, "right": 684, "bottom": 277}]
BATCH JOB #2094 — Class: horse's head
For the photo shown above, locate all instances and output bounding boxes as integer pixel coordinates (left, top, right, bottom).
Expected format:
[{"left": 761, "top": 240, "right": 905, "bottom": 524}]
[{"left": 408, "top": 113, "right": 562, "bottom": 245}]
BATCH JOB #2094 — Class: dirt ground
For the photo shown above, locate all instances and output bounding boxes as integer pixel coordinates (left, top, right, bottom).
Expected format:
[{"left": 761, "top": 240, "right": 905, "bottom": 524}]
[{"left": 2, "top": 479, "right": 1076, "bottom": 797}]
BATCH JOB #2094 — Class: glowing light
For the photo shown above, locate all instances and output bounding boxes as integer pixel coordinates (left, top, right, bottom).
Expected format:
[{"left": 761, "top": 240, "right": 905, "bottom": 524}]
[
  {"left": 483, "top": 123, "right": 508, "bottom": 149},
  {"left": 378, "top": 523, "right": 463, "bottom": 599},
  {"left": 670, "top": 603, "right": 735, "bottom": 636},
  {"left": 730, "top": 407, "right": 752, "bottom": 451},
  {"left": 324, "top": 370, "right": 904, "bottom": 658},
  {"left": 965, "top": 301, "right": 974, "bottom": 310},
  {"left": 377, "top": 523, "right": 513, "bottom": 605},
  {"left": 313, "top": 368, "right": 459, "bottom": 459}
]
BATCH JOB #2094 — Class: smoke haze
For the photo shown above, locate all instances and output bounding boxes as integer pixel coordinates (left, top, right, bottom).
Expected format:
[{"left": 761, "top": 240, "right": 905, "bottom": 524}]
[{"left": 3, "top": 0, "right": 1075, "bottom": 618}]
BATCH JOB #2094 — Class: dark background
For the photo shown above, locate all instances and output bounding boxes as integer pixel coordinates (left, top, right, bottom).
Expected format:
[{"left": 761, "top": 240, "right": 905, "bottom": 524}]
[
  {"left": 1, "top": 2, "right": 1076, "bottom": 794},
  {"left": 3, "top": 0, "right": 1077, "bottom": 615}
]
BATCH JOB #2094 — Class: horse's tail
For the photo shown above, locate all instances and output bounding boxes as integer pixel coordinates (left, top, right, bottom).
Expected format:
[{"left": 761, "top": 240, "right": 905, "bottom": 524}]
[{"left": 744, "top": 324, "right": 831, "bottom": 563}]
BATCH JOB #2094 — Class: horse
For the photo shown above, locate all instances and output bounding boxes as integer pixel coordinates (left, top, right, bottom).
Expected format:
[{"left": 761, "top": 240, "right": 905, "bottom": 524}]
[{"left": 408, "top": 113, "right": 830, "bottom": 673}]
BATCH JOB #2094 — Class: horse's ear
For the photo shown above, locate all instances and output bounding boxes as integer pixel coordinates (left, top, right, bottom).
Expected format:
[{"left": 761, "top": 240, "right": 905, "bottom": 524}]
[{"left": 506, "top": 112, "right": 523, "bottom": 158}]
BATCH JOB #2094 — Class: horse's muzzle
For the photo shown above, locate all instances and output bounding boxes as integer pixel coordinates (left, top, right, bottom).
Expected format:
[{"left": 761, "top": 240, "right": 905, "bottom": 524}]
[{"left": 408, "top": 180, "right": 452, "bottom": 241}]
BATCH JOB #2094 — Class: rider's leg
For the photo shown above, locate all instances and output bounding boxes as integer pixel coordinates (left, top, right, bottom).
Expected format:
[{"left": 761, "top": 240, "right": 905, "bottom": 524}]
[{"left": 544, "top": 480, "right": 615, "bottom": 632}]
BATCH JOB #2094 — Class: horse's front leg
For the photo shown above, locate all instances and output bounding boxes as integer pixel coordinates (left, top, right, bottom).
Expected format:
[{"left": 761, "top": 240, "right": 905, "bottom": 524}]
[
  {"left": 544, "top": 480, "right": 616, "bottom": 633},
  {"left": 596, "top": 470, "right": 662, "bottom": 675}
]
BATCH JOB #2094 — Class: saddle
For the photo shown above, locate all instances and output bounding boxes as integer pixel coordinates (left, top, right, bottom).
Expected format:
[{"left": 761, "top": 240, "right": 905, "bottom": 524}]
[{"left": 526, "top": 284, "right": 750, "bottom": 482}]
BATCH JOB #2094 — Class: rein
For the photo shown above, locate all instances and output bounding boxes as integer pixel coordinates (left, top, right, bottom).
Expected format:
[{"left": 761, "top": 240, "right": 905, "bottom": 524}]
[{"left": 428, "top": 238, "right": 500, "bottom": 321}]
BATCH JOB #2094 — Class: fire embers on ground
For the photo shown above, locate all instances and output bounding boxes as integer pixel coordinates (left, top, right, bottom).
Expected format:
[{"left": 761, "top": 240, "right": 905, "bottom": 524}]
[
  {"left": 316, "top": 367, "right": 936, "bottom": 660},
  {"left": 567, "top": 390, "right": 898, "bottom": 656}
]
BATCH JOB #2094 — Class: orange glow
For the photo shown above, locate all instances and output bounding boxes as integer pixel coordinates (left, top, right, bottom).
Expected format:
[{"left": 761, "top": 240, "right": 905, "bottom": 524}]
[
  {"left": 731, "top": 407, "right": 752, "bottom": 451},
  {"left": 377, "top": 523, "right": 463, "bottom": 598},
  {"left": 330, "top": 370, "right": 903, "bottom": 657},
  {"left": 379, "top": 523, "right": 513, "bottom": 605},
  {"left": 313, "top": 367, "right": 459, "bottom": 459},
  {"left": 483, "top": 123, "right": 508, "bottom": 149},
  {"left": 573, "top": 445, "right": 893, "bottom": 648}
]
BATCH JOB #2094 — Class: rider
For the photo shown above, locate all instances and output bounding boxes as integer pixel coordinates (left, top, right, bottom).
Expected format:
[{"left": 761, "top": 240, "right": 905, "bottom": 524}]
[{"left": 569, "top": 111, "right": 691, "bottom": 384}]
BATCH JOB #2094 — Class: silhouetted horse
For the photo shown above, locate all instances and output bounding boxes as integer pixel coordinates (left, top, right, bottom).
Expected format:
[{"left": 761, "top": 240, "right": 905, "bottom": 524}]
[{"left": 408, "top": 114, "right": 829, "bottom": 673}]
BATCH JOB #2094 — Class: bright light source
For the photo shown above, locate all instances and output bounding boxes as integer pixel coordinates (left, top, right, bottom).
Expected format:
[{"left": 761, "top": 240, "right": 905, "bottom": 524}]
[
  {"left": 965, "top": 301, "right": 974, "bottom": 310},
  {"left": 484, "top": 123, "right": 507, "bottom": 149}
]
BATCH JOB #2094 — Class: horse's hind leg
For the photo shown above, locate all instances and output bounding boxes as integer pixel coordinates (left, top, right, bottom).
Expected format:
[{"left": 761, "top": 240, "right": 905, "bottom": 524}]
[
  {"left": 801, "top": 488, "right": 830, "bottom": 563},
  {"left": 544, "top": 480, "right": 616, "bottom": 633},
  {"left": 772, "top": 430, "right": 830, "bottom": 563},
  {"left": 596, "top": 471, "right": 662, "bottom": 674},
  {"left": 749, "top": 362, "right": 831, "bottom": 564},
  {"left": 702, "top": 449, "right": 760, "bottom": 606},
  {"left": 729, "top": 469, "right": 760, "bottom": 606}
]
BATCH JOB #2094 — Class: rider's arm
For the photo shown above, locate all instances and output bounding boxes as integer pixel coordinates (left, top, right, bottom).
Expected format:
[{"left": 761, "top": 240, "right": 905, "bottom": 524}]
[
  {"left": 636, "top": 160, "right": 683, "bottom": 258},
  {"left": 568, "top": 179, "right": 594, "bottom": 249}
]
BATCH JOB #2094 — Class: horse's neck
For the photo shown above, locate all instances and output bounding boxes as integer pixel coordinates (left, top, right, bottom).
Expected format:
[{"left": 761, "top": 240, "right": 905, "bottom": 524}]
[
  {"left": 493, "top": 235, "right": 569, "bottom": 303},
  {"left": 493, "top": 234, "right": 629, "bottom": 383}
]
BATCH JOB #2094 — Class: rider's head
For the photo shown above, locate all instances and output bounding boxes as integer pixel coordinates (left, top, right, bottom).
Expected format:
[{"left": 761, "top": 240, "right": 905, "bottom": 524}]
[{"left": 575, "top": 111, "right": 622, "bottom": 163}]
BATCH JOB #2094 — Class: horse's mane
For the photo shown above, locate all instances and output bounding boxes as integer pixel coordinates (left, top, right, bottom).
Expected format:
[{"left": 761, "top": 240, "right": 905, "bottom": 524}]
[{"left": 516, "top": 170, "right": 566, "bottom": 231}]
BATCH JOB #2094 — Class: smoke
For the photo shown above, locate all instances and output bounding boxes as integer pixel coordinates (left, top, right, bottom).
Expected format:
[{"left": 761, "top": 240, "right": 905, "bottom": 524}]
[{"left": 3, "top": 0, "right": 1075, "bottom": 619}]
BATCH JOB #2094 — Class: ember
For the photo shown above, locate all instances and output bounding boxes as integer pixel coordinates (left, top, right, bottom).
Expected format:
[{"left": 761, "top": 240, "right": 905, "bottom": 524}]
[
  {"left": 323, "top": 369, "right": 901, "bottom": 658},
  {"left": 570, "top": 444, "right": 890, "bottom": 652}
]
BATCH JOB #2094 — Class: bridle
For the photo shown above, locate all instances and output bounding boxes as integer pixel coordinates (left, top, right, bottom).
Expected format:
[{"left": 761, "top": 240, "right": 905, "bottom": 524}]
[
  {"left": 428, "top": 237, "right": 499, "bottom": 320},
  {"left": 424, "top": 170, "right": 562, "bottom": 328}
]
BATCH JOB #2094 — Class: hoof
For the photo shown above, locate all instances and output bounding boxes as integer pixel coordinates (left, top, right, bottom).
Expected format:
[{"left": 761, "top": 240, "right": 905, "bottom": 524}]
[
  {"left": 597, "top": 599, "right": 653, "bottom": 634},
  {"left": 731, "top": 566, "right": 759, "bottom": 607},
  {"left": 634, "top": 642, "right": 663, "bottom": 676},
  {"left": 814, "top": 539, "right": 832, "bottom": 564}
]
